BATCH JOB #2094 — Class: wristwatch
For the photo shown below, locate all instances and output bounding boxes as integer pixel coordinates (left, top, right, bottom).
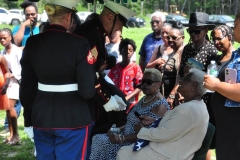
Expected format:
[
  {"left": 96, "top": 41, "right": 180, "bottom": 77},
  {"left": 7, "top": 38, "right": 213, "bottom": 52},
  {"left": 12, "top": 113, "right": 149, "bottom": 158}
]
[{"left": 169, "top": 94, "right": 175, "bottom": 99}]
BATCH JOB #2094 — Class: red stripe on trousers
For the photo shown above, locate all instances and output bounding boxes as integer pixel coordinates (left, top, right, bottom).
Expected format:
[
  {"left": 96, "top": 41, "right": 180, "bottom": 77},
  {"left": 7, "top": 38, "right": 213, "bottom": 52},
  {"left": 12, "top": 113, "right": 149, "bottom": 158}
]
[{"left": 81, "top": 126, "right": 89, "bottom": 160}]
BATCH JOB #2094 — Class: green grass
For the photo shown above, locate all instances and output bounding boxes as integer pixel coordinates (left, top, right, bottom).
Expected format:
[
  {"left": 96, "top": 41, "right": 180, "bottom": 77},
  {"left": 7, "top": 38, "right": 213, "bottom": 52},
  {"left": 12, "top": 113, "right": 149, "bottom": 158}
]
[{"left": 0, "top": 110, "right": 35, "bottom": 160}]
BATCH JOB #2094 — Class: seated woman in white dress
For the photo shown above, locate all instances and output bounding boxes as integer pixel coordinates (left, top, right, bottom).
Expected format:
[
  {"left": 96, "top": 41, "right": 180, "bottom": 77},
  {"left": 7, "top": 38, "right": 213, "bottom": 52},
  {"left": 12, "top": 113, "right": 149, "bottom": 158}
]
[
  {"left": 89, "top": 68, "right": 170, "bottom": 160},
  {"left": 117, "top": 68, "right": 209, "bottom": 160}
]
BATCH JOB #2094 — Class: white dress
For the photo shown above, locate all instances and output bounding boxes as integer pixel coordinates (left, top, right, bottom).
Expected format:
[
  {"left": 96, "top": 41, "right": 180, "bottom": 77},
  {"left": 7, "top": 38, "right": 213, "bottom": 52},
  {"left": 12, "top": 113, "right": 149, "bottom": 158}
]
[{"left": 1, "top": 44, "right": 22, "bottom": 99}]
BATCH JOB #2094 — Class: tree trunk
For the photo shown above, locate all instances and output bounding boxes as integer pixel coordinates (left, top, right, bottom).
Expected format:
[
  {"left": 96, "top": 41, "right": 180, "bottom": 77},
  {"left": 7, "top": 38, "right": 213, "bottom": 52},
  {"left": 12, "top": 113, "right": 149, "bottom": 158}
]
[
  {"left": 140, "top": 1, "right": 144, "bottom": 15},
  {"left": 181, "top": 0, "right": 187, "bottom": 13},
  {"left": 235, "top": 0, "right": 239, "bottom": 15},
  {"left": 164, "top": 0, "right": 169, "bottom": 12}
]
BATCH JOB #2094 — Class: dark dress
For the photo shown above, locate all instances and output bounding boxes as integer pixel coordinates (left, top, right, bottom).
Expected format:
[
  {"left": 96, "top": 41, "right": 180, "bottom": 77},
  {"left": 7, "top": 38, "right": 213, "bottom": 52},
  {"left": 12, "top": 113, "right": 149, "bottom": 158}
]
[{"left": 210, "top": 58, "right": 240, "bottom": 160}]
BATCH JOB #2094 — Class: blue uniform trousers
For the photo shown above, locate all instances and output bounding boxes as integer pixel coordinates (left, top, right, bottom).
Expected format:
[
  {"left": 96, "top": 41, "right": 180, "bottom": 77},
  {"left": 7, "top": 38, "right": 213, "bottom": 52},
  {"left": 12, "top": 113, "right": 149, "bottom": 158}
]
[{"left": 34, "top": 127, "right": 89, "bottom": 160}]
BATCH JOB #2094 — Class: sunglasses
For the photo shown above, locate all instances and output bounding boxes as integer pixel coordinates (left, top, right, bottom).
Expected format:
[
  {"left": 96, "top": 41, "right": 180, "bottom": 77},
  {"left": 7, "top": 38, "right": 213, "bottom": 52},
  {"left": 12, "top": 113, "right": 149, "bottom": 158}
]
[
  {"left": 25, "top": 13, "right": 36, "bottom": 17},
  {"left": 167, "top": 35, "right": 182, "bottom": 41},
  {"left": 140, "top": 79, "right": 160, "bottom": 85},
  {"left": 211, "top": 36, "right": 226, "bottom": 43},
  {"left": 150, "top": 20, "right": 161, "bottom": 25},
  {"left": 187, "top": 28, "right": 205, "bottom": 34}
]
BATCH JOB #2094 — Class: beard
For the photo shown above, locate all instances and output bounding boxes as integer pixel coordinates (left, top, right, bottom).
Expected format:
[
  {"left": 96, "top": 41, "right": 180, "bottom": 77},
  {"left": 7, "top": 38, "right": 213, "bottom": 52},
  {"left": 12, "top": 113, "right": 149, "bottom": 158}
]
[{"left": 32, "top": 17, "right": 38, "bottom": 27}]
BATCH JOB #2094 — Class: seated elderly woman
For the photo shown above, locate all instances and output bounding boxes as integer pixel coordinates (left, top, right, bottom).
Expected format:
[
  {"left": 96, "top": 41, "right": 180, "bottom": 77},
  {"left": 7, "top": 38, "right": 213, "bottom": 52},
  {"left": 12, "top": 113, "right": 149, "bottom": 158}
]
[
  {"left": 89, "top": 68, "right": 170, "bottom": 160},
  {"left": 117, "top": 68, "right": 209, "bottom": 160}
]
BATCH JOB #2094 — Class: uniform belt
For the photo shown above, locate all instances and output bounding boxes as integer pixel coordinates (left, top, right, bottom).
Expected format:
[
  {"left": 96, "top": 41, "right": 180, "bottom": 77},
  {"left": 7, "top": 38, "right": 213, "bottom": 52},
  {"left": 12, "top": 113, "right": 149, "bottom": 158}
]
[{"left": 38, "top": 83, "right": 78, "bottom": 92}]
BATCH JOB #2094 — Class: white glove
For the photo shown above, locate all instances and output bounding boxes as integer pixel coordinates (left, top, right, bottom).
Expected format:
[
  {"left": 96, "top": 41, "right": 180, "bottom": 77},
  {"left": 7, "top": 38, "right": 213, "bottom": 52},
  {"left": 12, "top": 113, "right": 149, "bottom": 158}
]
[
  {"left": 24, "top": 126, "right": 34, "bottom": 142},
  {"left": 103, "top": 96, "right": 119, "bottom": 112},
  {"left": 113, "top": 95, "right": 127, "bottom": 111}
]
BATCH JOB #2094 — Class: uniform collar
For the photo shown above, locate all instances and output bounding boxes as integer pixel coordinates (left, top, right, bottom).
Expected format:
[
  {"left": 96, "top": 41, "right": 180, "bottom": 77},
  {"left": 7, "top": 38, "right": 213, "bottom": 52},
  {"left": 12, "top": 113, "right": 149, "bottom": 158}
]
[{"left": 48, "top": 24, "right": 67, "bottom": 32}]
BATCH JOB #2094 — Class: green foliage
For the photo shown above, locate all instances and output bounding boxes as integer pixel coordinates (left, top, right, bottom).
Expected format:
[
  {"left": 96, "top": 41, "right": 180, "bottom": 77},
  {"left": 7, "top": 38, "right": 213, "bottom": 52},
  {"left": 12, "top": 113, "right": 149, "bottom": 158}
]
[{"left": 0, "top": 110, "right": 35, "bottom": 160}]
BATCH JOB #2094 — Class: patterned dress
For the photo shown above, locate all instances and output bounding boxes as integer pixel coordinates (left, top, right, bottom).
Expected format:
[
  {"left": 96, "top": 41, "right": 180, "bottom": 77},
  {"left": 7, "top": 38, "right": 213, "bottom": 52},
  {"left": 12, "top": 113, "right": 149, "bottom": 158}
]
[{"left": 89, "top": 97, "right": 170, "bottom": 160}]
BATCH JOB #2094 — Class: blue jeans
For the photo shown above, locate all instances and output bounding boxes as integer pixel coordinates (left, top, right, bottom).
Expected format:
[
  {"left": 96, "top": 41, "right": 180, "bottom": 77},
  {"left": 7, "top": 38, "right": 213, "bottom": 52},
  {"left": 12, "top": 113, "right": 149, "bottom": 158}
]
[
  {"left": 4, "top": 100, "right": 21, "bottom": 129},
  {"left": 34, "top": 127, "right": 89, "bottom": 160}
]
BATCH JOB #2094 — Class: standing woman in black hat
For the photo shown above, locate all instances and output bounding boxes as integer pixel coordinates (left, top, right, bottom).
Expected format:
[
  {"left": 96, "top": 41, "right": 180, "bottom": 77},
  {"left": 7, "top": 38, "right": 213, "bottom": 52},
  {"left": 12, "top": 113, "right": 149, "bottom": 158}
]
[
  {"left": 168, "top": 12, "right": 217, "bottom": 107},
  {"left": 20, "top": 0, "right": 96, "bottom": 159}
]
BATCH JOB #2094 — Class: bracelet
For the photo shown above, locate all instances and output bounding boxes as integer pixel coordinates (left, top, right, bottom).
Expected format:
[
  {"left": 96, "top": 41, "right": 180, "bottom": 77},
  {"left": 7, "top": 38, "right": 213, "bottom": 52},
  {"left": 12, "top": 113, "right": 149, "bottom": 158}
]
[
  {"left": 169, "top": 94, "right": 175, "bottom": 99},
  {"left": 118, "top": 134, "right": 123, "bottom": 144}
]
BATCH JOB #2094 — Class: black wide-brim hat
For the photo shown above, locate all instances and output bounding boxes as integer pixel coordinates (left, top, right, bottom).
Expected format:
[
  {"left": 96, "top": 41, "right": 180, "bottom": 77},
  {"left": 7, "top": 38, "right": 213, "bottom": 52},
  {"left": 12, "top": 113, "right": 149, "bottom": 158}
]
[{"left": 183, "top": 12, "right": 215, "bottom": 30}]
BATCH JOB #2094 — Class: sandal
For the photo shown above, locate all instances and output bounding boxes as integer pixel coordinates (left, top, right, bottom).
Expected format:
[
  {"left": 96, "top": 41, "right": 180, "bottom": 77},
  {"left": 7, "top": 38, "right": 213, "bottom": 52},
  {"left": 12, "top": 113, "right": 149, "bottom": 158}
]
[{"left": 7, "top": 137, "right": 20, "bottom": 146}]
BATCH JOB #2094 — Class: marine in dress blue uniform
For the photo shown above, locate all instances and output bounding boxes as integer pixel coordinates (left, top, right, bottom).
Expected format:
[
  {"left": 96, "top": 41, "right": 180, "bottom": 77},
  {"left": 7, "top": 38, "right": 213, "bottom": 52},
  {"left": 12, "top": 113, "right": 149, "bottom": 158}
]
[
  {"left": 75, "top": 0, "right": 136, "bottom": 120},
  {"left": 75, "top": 2, "right": 136, "bottom": 158},
  {"left": 20, "top": 1, "right": 95, "bottom": 159}
]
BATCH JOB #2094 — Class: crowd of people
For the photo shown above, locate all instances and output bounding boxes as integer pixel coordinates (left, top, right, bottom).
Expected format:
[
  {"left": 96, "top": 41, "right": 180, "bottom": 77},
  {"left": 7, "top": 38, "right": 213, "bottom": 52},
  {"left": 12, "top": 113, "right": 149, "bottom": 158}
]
[{"left": 0, "top": 0, "right": 240, "bottom": 160}]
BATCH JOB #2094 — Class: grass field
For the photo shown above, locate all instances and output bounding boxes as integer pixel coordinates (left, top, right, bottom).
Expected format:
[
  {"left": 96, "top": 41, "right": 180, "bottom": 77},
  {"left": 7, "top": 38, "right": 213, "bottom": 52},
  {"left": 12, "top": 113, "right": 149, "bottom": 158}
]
[{"left": 0, "top": 19, "right": 237, "bottom": 159}]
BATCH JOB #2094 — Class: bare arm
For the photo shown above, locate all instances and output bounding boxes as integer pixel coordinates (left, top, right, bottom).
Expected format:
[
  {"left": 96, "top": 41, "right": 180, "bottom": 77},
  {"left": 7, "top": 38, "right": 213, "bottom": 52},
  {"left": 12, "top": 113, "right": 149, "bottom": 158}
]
[
  {"left": 13, "top": 19, "right": 31, "bottom": 46},
  {"left": 204, "top": 75, "right": 240, "bottom": 102},
  {"left": 0, "top": 56, "right": 11, "bottom": 95},
  {"left": 125, "top": 88, "right": 141, "bottom": 101},
  {"left": 0, "top": 56, "right": 11, "bottom": 79},
  {"left": 146, "top": 47, "right": 158, "bottom": 68}
]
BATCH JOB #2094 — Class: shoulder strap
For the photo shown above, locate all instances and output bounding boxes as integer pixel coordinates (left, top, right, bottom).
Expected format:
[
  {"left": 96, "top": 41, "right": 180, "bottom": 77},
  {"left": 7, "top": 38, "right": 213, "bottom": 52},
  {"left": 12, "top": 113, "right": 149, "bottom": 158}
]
[{"left": 156, "top": 45, "right": 162, "bottom": 58}]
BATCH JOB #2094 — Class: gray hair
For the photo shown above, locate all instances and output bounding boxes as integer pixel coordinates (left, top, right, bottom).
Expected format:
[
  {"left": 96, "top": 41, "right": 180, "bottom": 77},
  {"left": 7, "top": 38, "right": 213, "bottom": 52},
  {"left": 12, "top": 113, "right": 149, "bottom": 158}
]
[
  {"left": 151, "top": 11, "right": 166, "bottom": 23},
  {"left": 184, "top": 68, "right": 206, "bottom": 96},
  {"left": 144, "top": 68, "right": 162, "bottom": 81}
]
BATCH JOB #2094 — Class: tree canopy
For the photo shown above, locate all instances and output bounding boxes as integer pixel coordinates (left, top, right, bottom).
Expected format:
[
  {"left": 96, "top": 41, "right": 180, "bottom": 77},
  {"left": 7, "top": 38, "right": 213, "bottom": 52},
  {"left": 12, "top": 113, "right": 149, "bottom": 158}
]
[{"left": 0, "top": 0, "right": 239, "bottom": 16}]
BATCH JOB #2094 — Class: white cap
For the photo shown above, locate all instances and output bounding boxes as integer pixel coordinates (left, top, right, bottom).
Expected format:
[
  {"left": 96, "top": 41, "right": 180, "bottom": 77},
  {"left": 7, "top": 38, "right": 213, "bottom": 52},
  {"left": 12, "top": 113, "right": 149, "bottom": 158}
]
[
  {"left": 46, "top": 0, "right": 79, "bottom": 10},
  {"left": 104, "top": 0, "right": 136, "bottom": 27}
]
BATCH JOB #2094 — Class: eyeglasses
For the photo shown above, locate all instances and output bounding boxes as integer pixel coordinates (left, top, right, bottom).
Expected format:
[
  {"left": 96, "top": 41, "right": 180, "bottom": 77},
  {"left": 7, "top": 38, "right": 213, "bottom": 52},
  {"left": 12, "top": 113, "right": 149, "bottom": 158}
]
[
  {"left": 187, "top": 28, "right": 205, "bottom": 34},
  {"left": 140, "top": 79, "right": 160, "bottom": 85},
  {"left": 211, "top": 36, "right": 226, "bottom": 43},
  {"left": 167, "top": 35, "right": 182, "bottom": 41},
  {"left": 150, "top": 20, "right": 161, "bottom": 25},
  {"left": 25, "top": 13, "right": 36, "bottom": 17}
]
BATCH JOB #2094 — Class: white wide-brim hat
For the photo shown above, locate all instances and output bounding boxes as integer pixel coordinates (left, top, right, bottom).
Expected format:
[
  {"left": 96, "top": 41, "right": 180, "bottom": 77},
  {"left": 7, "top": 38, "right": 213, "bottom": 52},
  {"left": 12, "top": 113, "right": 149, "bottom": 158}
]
[
  {"left": 104, "top": 0, "right": 136, "bottom": 27},
  {"left": 46, "top": 0, "right": 79, "bottom": 10}
]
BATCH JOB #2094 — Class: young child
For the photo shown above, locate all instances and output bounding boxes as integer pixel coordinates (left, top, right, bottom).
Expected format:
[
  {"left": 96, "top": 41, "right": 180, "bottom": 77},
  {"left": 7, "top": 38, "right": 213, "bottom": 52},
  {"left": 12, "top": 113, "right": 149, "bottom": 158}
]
[{"left": 108, "top": 38, "right": 142, "bottom": 112}]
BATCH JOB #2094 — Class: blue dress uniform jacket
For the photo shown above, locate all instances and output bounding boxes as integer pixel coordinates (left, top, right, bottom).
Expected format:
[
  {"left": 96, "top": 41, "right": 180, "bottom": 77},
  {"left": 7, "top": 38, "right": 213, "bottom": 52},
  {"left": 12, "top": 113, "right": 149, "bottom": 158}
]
[
  {"left": 20, "top": 25, "right": 96, "bottom": 128},
  {"left": 75, "top": 13, "right": 128, "bottom": 120}
]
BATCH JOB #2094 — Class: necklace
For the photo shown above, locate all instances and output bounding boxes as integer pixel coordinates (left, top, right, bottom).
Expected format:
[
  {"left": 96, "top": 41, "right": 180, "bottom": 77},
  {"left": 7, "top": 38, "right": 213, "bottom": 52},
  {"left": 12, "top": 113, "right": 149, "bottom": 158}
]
[{"left": 143, "top": 93, "right": 159, "bottom": 103}]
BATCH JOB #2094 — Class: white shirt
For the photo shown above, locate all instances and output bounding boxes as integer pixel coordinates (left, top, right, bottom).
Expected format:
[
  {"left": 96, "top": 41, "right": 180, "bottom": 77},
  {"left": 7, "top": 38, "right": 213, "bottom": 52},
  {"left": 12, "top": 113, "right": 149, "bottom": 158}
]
[{"left": 1, "top": 44, "right": 22, "bottom": 80}]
